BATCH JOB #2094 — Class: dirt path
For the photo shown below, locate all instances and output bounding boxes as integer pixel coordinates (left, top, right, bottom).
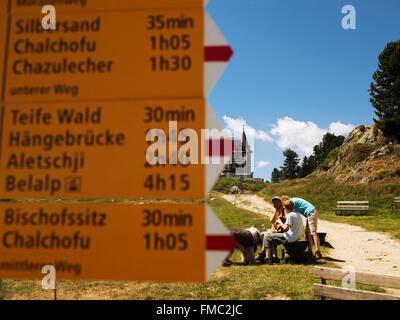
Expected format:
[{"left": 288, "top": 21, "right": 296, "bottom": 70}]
[{"left": 223, "top": 194, "right": 400, "bottom": 277}]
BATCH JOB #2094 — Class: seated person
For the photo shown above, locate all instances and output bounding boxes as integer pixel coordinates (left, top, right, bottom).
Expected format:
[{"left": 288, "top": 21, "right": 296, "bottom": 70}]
[
  {"left": 260, "top": 196, "right": 286, "bottom": 261},
  {"left": 256, "top": 200, "right": 303, "bottom": 264},
  {"left": 270, "top": 196, "right": 286, "bottom": 233},
  {"left": 280, "top": 195, "right": 322, "bottom": 259}
]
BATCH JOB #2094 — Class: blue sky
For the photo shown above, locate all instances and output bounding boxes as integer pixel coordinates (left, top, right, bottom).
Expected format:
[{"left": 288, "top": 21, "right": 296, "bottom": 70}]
[{"left": 207, "top": 0, "right": 400, "bottom": 180}]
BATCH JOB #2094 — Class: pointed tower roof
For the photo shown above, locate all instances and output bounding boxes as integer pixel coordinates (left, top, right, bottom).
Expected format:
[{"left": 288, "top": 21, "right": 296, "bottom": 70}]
[{"left": 242, "top": 125, "right": 247, "bottom": 157}]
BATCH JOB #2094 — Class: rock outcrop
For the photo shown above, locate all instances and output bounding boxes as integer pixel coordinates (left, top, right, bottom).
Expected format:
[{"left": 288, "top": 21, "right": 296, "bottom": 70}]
[{"left": 324, "top": 124, "right": 400, "bottom": 184}]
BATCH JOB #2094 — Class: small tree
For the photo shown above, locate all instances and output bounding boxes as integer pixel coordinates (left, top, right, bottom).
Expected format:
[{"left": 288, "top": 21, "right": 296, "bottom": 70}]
[
  {"left": 370, "top": 40, "right": 400, "bottom": 142},
  {"left": 307, "top": 155, "right": 317, "bottom": 173},
  {"left": 313, "top": 145, "right": 323, "bottom": 165},
  {"left": 275, "top": 134, "right": 345, "bottom": 180},
  {"left": 280, "top": 149, "right": 300, "bottom": 180},
  {"left": 320, "top": 133, "right": 345, "bottom": 158},
  {"left": 299, "top": 156, "right": 311, "bottom": 178},
  {"left": 271, "top": 168, "right": 281, "bottom": 183}
]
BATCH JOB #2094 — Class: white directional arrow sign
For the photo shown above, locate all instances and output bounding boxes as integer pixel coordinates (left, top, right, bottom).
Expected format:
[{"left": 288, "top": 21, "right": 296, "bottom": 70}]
[
  {"left": 203, "top": 9, "right": 234, "bottom": 196},
  {"left": 205, "top": 12, "right": 234, "bottom": 96},
  {"left": 206, "top": 205, "right": 235, "bottom": 280}
]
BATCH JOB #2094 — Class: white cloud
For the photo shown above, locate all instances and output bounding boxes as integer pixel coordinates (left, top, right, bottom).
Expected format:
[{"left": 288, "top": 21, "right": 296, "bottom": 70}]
[
  {"left": 222, "top": 114, "right": 355, "bottom": 159},
  {"left": 329, "top": 121, "right": 355, "bottom": 136},
  {"left": 270, "top": 117, "right": 355, "bottom": 156},
  {"left": 222, "top": 115, "right": 273, "bottom": 143},
  {"left": 257, "top": 160, "right": 270, "bottom": 168},
  {"left": 270, "top": 117, "right": 326, "bottom": 156}
]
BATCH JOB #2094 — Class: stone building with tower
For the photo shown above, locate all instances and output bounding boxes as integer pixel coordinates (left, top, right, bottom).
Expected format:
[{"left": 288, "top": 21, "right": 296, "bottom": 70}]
[{"left": 220, "top": 129, "right": 253, "bottom": 179}]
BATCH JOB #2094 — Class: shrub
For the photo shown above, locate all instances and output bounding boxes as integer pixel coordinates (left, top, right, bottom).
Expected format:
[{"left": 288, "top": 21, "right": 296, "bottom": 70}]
[
  {"left": 320, "top": 147, "right": 340, "bottom": 171},
  {"left": 346, "top": 144, "right": 377, "bottom": 165},
  {"left": 213, "top": 178, "right": 267, "bottom": 194},
  {"left": 393, "top": 145, "right": 400, "bottom": 158}
]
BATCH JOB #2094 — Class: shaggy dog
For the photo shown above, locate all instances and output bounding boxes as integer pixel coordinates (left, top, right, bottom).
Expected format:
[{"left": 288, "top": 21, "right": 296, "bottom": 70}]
[{"left": 225, "top": 226, "right": 262, "bottom": 265}]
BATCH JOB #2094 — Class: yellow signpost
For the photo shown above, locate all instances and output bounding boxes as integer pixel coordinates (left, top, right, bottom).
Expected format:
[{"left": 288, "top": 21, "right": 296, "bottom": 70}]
[
  {"left": 0, "top": 202, "right": 208, "bottom": 282},
  {"left": 0, "top": 99, "right": 206, "bottom": 199},
  {"left": 5, "top": 8, "right": 204, "bottom": 103},
  {"left": 0, "top": 1, "right": 235, "bottom": 283}
]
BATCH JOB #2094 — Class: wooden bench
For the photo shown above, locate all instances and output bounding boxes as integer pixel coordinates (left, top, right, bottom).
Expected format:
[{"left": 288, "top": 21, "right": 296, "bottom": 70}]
[
  {"left": 335, "top": 201, "right": 369, "bottom": 216},
  {"left": 314, "top": 267, "right": 400, "bottom": 300},
  {"left": 281, "top": 240, "right": 309, "bottom": 262},
  {"left": 281, "top": 231, "right": 327, "bottom": 262},
  {"left": 392, "top": 197, "right": 400, "bottom": 210}
]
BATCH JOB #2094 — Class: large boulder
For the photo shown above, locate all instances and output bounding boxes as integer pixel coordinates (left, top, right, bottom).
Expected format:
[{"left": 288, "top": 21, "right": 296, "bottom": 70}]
[
  {"left": 325, "top": 124, "right": 400, "bottom": 184},
  {"left": 329, "top": 124, "right": 385, "bottom": 174}
]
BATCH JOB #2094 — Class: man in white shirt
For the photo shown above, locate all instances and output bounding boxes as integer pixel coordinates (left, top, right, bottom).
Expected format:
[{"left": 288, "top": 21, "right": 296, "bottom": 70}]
[{"left": 256, "top": 200, "right": 303, "bottom": 264}]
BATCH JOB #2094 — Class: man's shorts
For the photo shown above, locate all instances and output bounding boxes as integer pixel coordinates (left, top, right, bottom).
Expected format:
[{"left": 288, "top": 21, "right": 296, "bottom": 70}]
[
  {"left": 263, "top": 233, "right": 287, "bottom": 249},
  {"left": 306, "top": 210, "right": 318, "bottom": 234}
]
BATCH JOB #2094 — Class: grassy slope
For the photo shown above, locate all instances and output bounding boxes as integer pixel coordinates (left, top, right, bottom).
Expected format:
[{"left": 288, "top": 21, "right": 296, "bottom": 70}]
[
  {"left": 1, "top": 197, "right": 328, "bottom": 300},
  {"left": 259, "top": 176, "right": 400, "bottom": 240}
]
